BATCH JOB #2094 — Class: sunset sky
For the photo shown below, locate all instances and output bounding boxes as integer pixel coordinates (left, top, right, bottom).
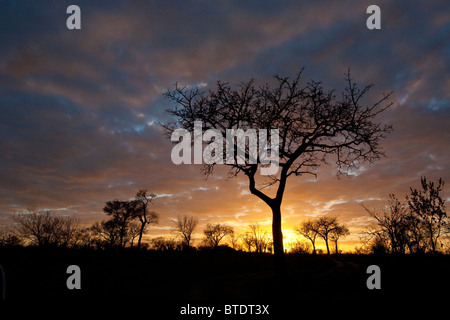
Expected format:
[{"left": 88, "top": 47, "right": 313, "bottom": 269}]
[{"left": 1, "top": 1, "right": 449, "bottom": 251}]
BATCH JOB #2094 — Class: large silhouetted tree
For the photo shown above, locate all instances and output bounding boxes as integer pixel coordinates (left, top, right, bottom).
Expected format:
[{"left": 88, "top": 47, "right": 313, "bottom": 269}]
[{"left": 164, "top": 69, "right": 392, "bottom": 265}]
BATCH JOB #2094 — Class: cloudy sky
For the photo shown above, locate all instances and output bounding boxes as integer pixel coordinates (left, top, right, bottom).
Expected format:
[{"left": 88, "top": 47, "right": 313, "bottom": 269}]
[{"left": 1, "top": 0, "right": 449, "bottom": 250}]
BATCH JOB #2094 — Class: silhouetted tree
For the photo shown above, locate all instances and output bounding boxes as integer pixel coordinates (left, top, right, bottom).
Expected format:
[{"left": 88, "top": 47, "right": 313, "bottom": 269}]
[
  {"left": 0, "top": 225, "right": 22, "bottom": 247},
  {"left": 103, "top": 200, "right": 138, "bottom": 247},
  {"left": 248, "top": 223, "right": 272, "bottom": 253},
  {"left": 296, "top": 218, "right": 320, "bottom": 254},
  {"left": 91, "top": 220, "right": 122, "bottom": 248},
  {"left": 203, "top": 223, "right": 233, "bottom": 248},
  {"left": 363, "top": 194, "right": 411, "bottom": 254},
  {"left": 316, "top": 216, "right": 344, "bottom": 255},
  {"left": 173, "top": 215, "right": 198, "bottom": 248},
  {"left": 75, "top": 227, "right": 98, "bottom": 249},
  {"left": 363, "top": 178, "right": 448, "bottom": 254},
  {"left": 164, "top": 69, "right": 393, "bottom": 265},
  {"left": 228, "top": 229, "right": 241, "bottom": 250},
  {"left": 369, "top": 236, "right": 389, "bottom": 255},
  {"left": 407, "top": 177, "right": 447, "bottom": 253},
  {"left": 404, "top": 213, "right": 427, "bottom": 253},
  {"left": 151, "top": 237, "right": 178, "bottom": 251},
  {"left": 241, "top": 232, "right": 254, "bottom": 252},
  {"left": 14, "top": 210, "right": 79, "bottom": 247},
  {"left": 296, "top": 216, "right": 348, "bottom": 254},
  {"left": 329, "top": 224, "right": 350, "bottom": 254},
  {"left": 134, "top": 190, "right": 159, "bottom": 249},
  {"left": 129, "top": 221, "right": 142, "bottom": 247},
  {"left": 289, "top": 240, "right": 311, "bottom": 254}
]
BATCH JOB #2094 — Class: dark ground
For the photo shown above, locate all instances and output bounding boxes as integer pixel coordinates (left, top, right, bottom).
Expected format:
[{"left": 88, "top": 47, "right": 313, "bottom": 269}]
[{"left": 0, "top": 247, "right": 448, "bottom": 317}]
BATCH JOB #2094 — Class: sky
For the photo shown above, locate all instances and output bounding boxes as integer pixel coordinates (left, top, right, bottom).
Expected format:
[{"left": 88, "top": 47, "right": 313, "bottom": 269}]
[{"left": 1, "top": 0, "right": 449, "bottom": 251}]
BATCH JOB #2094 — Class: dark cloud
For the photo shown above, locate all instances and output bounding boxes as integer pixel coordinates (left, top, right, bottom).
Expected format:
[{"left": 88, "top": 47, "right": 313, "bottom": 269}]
[{"left": 0, "top": 1, "right": 449, "bottom": 249}]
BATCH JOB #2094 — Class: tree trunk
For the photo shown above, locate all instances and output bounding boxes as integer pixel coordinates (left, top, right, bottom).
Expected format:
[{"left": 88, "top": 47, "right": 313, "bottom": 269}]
[
  {"left": 137, "top": 222, "right": 145, "bottom": 250},
  {"left": 325, "top": 236, "right": 330, "bottom": 255},
  {"left": 120, "top": 225, "right": 126, "bottom": 248},
  {"left": 271, "top": 203, "right": 286, "bottom": 273},
  {"left": 246, "top": 167, "right": 286, "bottom": 273},
  {"left": 428, "top": 223, "right": 436, "bottom": 253}
]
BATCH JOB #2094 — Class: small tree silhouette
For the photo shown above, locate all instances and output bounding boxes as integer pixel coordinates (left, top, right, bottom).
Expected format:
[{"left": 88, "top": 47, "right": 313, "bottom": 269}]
[
  {"left": 316, "top": 216, "right": 339, "bottom": 255},
  {"left": 363, "top": 194, "right": 411, "bottom": 254},
  {"left": 407, "top": 177, "right": 447, "bottom": 253},
  {"left": 329, "top": 224, "right": 350, "bottom": 254},
  {"left": 296, "top": 219, "right": 320, "bottom": 254},
  {"left": 14, "top": 210, "right": 79, "bottom": 247},
  {"left": 103, "top": 200, "right": 137, "bottom": 248},
  {"left": 296, "top": 216, "right": 349, "bottom": 254},
  {"left": 173, "top": 215, "right": 198, "bottom": 248},
  {"left": 134, "top": 190, "right": 159, "bottom": 249},
  {"left": 91, "top": 219, "right": 122, "bottom": 248},
  {"left": 363, "top": 178, "right": 448, "bottom": 254},
  {"left": 203, "top": 223, "right": 233, "bottom": 248}
]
